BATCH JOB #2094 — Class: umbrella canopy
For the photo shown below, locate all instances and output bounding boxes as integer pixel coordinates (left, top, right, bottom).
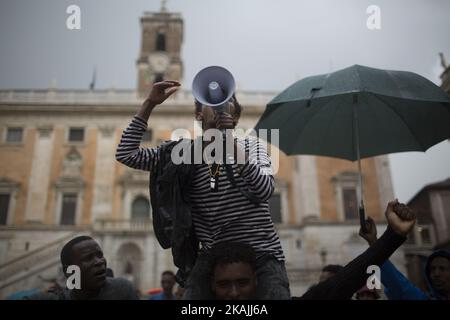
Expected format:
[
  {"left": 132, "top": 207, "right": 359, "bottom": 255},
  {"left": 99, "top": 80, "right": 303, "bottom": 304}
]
[
  {"left": 255, "top": 64, "right": 450, "bottom": 229},
  {"left": 256, "top": 64, "right": 450, "bottom": 161}
]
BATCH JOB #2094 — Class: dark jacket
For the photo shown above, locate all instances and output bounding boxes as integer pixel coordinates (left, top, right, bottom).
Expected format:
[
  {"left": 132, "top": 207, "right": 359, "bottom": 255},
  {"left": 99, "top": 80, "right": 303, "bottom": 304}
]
[
  {"left": 300, "top": 227, "right": 407, "bottom": 300},
  {"left": 381, "top": 249, "right": 450, "bottom": 300},
  {"left": 149, "top": 139, "right": 199, "bottom": 286}
]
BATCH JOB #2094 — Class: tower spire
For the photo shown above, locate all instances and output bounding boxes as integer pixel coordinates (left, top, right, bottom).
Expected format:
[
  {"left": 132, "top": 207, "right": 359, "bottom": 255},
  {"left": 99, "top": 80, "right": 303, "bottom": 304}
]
[{"left": 161, "top": 0, "right": 167, "bottom": 12}]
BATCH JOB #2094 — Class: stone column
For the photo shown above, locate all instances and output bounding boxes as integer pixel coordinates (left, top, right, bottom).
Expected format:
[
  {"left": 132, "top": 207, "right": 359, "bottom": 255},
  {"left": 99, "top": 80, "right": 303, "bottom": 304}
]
[
  {"left": 374, "top": 155, "right": 395, "bottom": 207},
  {"left": 25, "top": 126, "right": 54, "bottom": 223},
  {"left": 293, "top": 155, "right": 321, "bottom": 223},
  {"left": 91, "top": 126, "right": 116, "bottom": 222}
]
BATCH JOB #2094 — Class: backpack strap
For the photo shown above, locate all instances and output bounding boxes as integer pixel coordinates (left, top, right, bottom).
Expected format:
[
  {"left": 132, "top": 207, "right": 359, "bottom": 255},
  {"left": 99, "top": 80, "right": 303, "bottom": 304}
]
[{"left": 224, "top": 163, "right": 262, "bottom": 205}]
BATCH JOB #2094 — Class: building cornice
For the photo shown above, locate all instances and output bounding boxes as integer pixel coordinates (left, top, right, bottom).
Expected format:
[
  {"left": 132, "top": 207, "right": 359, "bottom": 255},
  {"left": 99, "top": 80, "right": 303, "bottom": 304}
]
[{"left": 0, "top": 89, "right": 274, "bottom": 116}]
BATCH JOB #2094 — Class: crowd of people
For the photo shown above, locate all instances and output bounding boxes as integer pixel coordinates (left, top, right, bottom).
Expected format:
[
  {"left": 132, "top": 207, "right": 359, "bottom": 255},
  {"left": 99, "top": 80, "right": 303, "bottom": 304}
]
[
  {"left": 16, "top": 201, "right": 450, "bottom": 300},
  {"left": 12, "top": 80, "right": 450, "bottom": 300}
]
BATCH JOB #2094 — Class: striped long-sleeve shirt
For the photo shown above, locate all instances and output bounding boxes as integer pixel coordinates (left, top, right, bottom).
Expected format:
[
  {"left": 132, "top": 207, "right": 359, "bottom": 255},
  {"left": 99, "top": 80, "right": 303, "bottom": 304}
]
[{"left": 116, "top": 115, "right": 285, "bottom": 261}]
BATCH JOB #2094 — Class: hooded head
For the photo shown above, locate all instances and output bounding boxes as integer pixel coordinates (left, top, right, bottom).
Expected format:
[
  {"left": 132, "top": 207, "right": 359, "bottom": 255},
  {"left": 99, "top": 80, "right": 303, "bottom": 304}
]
[{"left": 424, "top": 250, "right": 450, "bottom": 300}]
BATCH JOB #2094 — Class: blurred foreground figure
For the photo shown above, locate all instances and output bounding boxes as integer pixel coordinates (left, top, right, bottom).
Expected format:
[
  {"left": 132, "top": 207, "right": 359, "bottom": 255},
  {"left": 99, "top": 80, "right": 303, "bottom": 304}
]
[
  {"left": 209, "top": 242, "right": 258, "bottom": 300},
  {"left": 221, "top": 200, "right": 416, "bottom": 300}
]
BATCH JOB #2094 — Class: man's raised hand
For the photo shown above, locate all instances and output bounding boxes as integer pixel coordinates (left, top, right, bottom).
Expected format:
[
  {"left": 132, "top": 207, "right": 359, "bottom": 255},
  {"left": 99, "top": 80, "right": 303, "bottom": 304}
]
[{"left": 147, "top": 80, "right": 181, "bottom": 107}]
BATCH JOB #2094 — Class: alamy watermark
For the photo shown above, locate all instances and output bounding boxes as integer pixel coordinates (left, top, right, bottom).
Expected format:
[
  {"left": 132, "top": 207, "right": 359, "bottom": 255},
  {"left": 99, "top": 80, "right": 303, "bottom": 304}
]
[
  {"left": 66, "top": 5, "right": 81, "bottom": 30},
  {"left": 366, "top": 5, "right": 381, "bottom": 30},
  {"left": 169, "top": 122, "right": 280, "bottom": 175},
  {"left": 66, "top": 265, "right": 81, "bottom": 289},
  {"left": 366, "top": 265, "right": 381, "bottom": 290}
]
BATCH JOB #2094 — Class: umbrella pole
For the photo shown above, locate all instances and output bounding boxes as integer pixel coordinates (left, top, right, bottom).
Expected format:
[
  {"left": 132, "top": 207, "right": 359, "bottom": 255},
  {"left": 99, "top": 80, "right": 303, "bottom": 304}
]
[
  {"left": 353, "top": 96, "right": 367, "bottom": 232},
  {"left": 357, "top": 151, "right": 367, "bottom": 232}
]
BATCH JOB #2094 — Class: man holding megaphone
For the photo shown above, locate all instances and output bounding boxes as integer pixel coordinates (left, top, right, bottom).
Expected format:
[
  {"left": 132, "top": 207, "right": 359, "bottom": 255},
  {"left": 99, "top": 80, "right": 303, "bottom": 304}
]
[{"left": 115, "top": 67, "right": 290, "bottom": 300}]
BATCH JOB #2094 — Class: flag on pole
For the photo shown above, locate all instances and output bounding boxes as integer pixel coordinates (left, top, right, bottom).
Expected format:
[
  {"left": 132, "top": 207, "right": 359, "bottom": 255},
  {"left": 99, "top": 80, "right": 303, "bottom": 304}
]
[{"left": 89, "top": 67, "right": 96, "bottom": 90}]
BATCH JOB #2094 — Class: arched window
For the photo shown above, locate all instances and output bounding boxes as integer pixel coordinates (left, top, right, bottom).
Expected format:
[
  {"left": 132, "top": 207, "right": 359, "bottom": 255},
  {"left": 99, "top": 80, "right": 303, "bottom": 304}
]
[
  {"left": 131, "top": 196, "right": 150, "bottom": 221},
  {"left": 156, "top": 33, "right": 166, "bottom": 51}
]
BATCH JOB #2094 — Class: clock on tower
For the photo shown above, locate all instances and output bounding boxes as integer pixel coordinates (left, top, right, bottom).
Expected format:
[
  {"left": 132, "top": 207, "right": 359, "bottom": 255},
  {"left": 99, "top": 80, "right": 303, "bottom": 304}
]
[{"left": 136, "top": 5, "right": 183, "bottom": 97}]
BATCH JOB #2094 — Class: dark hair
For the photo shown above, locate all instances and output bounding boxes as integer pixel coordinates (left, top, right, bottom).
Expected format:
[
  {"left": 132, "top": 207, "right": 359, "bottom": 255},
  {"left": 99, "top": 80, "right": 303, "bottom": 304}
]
[
  {"left": 162, "top": 270, "right": 175, "bottom": 277},
  {"left": 321, "top": 264, "right": 344, "bottom": 275},
  {"left": 208, "top": 242, "right": 256, "bottom": 275},
  {"left": 195, "top": 94, "right": 242, "bottom": 118},
  {"left": 60, "top": 235, "right": 94, "bottom": 269}
]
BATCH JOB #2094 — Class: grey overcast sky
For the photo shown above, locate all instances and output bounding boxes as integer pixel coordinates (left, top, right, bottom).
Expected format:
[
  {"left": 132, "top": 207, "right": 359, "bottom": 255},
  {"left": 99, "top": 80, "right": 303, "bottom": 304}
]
[{"left": 0, "top": 0, "right": 449, "bottom": 203}]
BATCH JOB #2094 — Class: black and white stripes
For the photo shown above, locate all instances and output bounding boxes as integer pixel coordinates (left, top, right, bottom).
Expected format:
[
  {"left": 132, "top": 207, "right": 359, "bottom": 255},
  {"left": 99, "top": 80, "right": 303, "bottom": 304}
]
[{"left": 116, "top": 115, "right": 285, "bottom": 261}]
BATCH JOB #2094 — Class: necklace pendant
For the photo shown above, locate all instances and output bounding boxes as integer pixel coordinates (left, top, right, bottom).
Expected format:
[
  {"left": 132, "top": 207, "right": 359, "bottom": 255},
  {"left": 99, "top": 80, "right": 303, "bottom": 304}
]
[{"left": 210, "top": 176, "right": 218, "bottom": 192}]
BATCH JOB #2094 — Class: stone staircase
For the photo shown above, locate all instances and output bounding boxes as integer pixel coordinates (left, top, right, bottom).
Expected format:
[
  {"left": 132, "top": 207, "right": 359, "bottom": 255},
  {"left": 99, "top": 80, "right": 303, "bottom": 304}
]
[{"left": 0, "top": 231, "right": 88, "bottom": 299}]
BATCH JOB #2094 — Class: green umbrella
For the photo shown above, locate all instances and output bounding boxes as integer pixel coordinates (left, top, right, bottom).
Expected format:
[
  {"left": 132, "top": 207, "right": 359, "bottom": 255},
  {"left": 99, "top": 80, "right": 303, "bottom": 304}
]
[{"left": 255, "top": 64, "right": 450, "bottom": 229}]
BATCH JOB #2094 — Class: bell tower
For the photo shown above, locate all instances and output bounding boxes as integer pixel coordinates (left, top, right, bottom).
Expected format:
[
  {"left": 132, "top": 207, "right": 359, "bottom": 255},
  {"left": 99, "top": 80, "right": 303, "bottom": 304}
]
[{"left": 137, "top": 1, "right": 183, "bottom": 97}]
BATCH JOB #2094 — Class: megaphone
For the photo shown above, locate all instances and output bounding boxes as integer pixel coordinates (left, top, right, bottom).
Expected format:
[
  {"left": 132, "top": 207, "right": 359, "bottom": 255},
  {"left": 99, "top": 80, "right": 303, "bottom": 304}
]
[{"left": 192, "top": 66, "right": 236, "bottom": 113}]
